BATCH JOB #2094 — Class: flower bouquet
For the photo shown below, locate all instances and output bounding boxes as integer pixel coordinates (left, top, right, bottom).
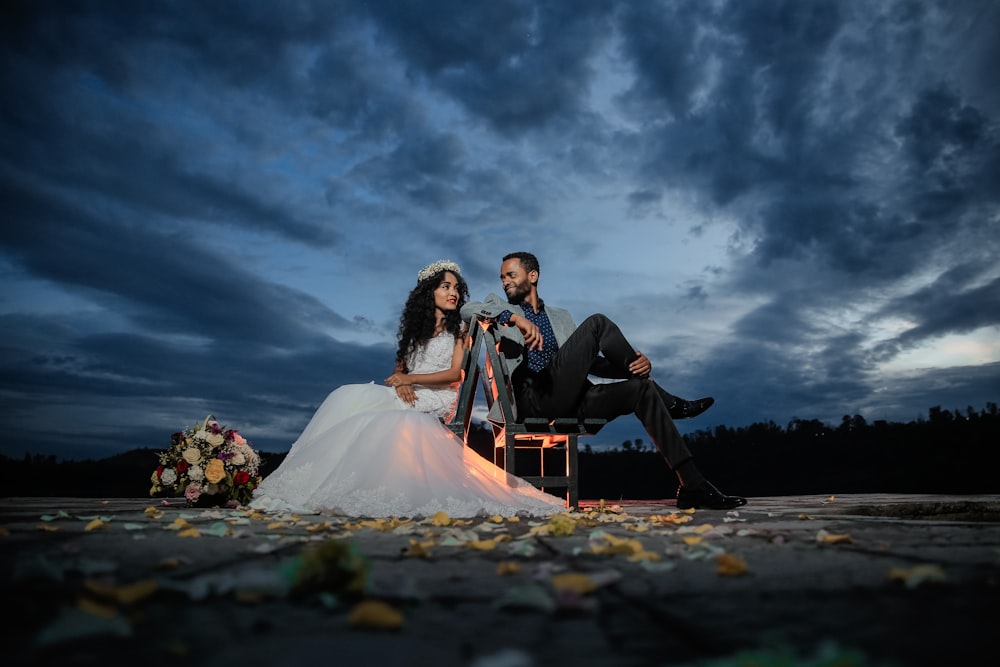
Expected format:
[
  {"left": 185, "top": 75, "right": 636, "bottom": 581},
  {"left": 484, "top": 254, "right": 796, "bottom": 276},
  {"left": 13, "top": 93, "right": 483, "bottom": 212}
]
[{"left": 150, "top": 415, "right": 263, "bottom": 507}]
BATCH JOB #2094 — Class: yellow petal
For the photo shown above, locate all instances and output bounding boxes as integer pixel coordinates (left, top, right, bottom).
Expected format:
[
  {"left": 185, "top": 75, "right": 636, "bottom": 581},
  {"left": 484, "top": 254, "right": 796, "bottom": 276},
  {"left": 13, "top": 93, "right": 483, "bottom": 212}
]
[
  {"left": 431, "top": 511, "right": 451, "bottom": 526},
  {"left": 716, "top": 553, "right": 748, "bottom": 576},
  {"left": 347, "top": 600, "right": 404, "bottom": 630},
  {"left": 306, "top": 522, "right": 332, "bottom": 533},
  {"left": 168, "top": 518, "right": 194, "bottom": 530},
  {"left": 816, "top": 529, "right": 852, "bottom": 544},
  {"left": 85, "top": 579, "right": 159, "bottom": 605},
  {"left": 76, "top": 596, "right": 119, "bottom": 619},
  {"left": 466, "top": 539, "right": 497, "bottom": 551},
  {"left": 37, "top": 523, "right": 62, "bottom": 532},
  {"left": 84, "top": 519, "right": 108, "bottom": 532},
  {"left": 682, "top": 536, "right": 703, "bottom": 545},
  {"left": 402, "top": 538, "right": 433, "bottom": 558},
  {"left": 177, "top": 527, "right": 201, "bottom": 538},
  {"left": 547, "top": 514, "right": 577, "bottom": 536},
  {"left": 551, "top": 572, "right": 597, "bottom": 595},
  {"left": 888, "top": 564, "right": 948, "bottom": 587},
  {"left": 144, "top": 507, "right": 164, "bottom": 519},
  {"left": 496, "top": 561, "right": 521, "bottom": 575}
]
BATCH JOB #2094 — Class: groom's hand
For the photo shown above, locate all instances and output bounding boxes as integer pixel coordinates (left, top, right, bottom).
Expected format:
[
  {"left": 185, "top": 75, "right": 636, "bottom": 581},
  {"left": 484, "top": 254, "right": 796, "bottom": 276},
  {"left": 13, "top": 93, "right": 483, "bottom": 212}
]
[
  {"left": 629, "top": 350, "right": 651, "bottom": 378},
  {"left": 512, "top": 315, "right": 543, "bottom": 350}
]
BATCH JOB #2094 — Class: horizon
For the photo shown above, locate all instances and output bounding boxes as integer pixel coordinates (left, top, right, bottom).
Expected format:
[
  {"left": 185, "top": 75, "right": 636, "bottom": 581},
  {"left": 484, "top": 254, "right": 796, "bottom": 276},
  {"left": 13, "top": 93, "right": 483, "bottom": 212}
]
[{"left": 7, "top": 399, "right": 997, "bottom": 464}]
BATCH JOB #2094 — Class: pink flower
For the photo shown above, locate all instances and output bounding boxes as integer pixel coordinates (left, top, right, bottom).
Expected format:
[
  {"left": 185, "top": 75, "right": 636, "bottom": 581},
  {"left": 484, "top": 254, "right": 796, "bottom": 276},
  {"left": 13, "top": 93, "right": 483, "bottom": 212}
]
[{"left": 184, "top": 483, "right": 202, "bottom": 502}]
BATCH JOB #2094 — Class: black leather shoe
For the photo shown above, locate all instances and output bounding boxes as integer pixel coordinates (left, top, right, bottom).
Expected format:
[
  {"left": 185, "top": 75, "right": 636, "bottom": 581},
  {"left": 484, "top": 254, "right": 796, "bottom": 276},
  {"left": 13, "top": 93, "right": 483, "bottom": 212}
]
[
  {"left": 669, "top": 396, "right": 715, "bottom": 420},
  {"left": 676, "top": 481, "right": 747, "bottom": 510}
]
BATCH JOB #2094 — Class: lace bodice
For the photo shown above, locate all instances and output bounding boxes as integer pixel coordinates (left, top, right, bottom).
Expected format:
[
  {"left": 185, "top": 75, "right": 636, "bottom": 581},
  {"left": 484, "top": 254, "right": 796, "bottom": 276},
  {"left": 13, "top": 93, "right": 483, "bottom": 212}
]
[{"left": 407, "top": 333, "right": 459, "bottom": 422}]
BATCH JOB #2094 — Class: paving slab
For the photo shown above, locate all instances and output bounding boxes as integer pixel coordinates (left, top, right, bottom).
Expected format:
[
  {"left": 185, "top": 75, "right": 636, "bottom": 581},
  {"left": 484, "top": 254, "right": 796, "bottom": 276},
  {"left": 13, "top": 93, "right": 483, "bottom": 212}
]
[{"left": 2, "top": 494, "right": 998, "bottom": 667}]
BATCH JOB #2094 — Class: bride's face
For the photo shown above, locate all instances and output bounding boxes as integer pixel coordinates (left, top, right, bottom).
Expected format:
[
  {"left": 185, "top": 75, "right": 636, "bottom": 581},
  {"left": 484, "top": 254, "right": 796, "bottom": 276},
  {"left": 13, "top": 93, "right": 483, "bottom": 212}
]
[{"left": 434, "top": 271, "right": 461, "bottom": 313}]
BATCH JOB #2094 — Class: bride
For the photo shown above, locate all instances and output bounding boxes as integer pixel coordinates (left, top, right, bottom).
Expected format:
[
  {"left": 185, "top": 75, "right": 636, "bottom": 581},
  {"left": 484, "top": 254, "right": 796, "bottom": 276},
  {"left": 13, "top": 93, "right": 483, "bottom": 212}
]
[{"left": 249, "top": 260, "right": 565, "bottom": 517}]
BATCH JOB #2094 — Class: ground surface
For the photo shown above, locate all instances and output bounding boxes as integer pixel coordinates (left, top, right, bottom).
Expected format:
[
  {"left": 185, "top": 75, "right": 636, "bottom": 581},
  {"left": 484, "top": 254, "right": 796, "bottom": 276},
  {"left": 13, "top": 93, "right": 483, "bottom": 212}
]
[{"left": 2, "top": 493, "right": 998, "bottom": 667}]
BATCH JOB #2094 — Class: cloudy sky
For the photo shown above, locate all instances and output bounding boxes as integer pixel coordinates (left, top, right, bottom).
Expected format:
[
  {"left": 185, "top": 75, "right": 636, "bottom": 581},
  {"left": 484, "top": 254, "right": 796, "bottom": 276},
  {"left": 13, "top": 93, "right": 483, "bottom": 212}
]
[{"left": 2, "top": 0, "right": 998, "bottom": 461}]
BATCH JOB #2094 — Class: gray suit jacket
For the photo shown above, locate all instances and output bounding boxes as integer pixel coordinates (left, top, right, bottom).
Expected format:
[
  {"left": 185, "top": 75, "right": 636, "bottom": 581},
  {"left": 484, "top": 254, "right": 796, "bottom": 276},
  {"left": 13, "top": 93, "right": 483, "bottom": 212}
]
[
  {"left": 461, "top": 293, "right": 577, "bottom": 377},
  {"left": 461, "top": 293, "right": 577, "bottom": 423}
]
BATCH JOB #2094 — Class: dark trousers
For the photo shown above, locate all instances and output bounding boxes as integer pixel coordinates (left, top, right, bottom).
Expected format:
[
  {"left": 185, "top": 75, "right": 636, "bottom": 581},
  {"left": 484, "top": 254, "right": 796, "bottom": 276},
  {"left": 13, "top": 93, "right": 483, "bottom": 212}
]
[{"left": 514, "top": 314, "right": 694, "bottom": 470}]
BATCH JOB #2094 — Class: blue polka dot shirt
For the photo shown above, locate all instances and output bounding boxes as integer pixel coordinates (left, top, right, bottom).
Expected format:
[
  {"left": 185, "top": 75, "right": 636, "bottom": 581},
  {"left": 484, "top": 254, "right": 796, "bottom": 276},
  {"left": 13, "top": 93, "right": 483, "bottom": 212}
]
[{"left": 499, "top": 300, "right": 558, "bottom": 373}]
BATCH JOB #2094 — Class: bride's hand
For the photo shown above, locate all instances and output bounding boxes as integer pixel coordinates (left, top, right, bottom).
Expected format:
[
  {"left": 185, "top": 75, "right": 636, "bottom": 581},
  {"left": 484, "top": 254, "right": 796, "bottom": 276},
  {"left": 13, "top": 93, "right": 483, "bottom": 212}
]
[
  {"left": 385, "top": 372, "right": 407, "bottom": 388},
  {"left": 395, "top": 385, "right": 417, "bottom": 405}
]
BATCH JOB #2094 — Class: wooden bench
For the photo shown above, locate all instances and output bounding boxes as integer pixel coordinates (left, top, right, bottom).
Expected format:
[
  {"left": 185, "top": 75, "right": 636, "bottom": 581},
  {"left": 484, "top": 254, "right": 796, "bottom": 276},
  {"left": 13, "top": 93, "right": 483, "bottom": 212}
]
[{"left": 447, "top": 316, "right": 605, "bottom": 508}]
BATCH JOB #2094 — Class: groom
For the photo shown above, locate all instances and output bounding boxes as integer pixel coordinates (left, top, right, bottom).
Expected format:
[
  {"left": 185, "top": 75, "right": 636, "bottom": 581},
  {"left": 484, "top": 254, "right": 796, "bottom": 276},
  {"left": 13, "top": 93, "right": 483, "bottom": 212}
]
[{"left": 461, "top": 251, "right": 746, "bottom": 510}]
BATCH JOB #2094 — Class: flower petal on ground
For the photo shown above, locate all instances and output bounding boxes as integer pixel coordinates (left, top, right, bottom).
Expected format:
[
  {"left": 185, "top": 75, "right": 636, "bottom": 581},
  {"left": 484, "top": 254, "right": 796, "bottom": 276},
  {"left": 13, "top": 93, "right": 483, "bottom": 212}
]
[{"left": 347, "top": 599, "right": 404, "bottom": 629}]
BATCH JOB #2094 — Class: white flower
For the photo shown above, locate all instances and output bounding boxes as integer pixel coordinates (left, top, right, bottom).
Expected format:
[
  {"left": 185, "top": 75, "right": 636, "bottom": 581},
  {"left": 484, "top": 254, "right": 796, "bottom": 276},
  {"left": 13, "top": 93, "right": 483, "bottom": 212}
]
[
  {"left": 193, "top": 429, "right": 211, "bottom": 442},
  {"left": 206, "top": 432, "right": 225, "bottom": 447},
  {"left": 182, "top": 447, "right": 203, "bottom": 464},
  {"left": 417, "top": 259, "right": 462, "bottom": 282},
  {"left": 230, "top": 450, "right": 246, "bottom": 466},
  {"left": 188, "top": 465, "right": 205, "bottom": 482},
  {"left": 161, "top": 468, "right": 177, "bottom": 485}
]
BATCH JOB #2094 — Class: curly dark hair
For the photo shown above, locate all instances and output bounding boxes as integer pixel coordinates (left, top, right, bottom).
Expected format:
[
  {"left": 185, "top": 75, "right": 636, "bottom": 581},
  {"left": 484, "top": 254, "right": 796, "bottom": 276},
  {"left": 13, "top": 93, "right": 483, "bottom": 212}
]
[{"left": 395, "top": 267, "right": 469, "bottom": 371}]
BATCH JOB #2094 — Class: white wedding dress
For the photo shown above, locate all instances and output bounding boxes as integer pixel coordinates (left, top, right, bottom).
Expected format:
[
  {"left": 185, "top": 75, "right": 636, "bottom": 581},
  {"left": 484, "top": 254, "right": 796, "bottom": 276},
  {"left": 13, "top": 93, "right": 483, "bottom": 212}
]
[{"left": 249, "top": 332, "right": 566, "bottom": 517}]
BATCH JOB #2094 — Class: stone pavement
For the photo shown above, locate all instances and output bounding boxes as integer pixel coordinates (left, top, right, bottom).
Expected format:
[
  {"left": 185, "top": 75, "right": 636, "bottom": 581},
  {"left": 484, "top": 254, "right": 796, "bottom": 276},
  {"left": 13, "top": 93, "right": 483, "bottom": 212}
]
[{"left": 2, "top": 494, "right": 998, "bottom": 667}]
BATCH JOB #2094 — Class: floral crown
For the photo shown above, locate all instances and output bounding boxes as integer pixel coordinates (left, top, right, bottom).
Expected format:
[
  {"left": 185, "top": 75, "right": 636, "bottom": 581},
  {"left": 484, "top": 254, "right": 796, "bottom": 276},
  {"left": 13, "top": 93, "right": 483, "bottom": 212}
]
[{"left": 417, "top": 259, "right": 462, "bottom": 282}]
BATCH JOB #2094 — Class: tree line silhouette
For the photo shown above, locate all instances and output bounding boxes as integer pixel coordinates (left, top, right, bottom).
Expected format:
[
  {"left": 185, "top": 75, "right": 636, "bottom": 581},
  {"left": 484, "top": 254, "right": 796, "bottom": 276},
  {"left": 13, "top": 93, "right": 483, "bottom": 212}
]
[{"left": 2, "top": 403, "right": 997, "bottom": 500}]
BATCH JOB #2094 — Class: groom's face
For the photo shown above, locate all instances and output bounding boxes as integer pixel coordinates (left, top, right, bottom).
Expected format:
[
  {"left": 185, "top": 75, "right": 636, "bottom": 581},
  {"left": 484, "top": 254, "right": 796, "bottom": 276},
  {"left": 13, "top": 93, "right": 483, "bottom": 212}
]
[{"left": 500, "top": 258, "right": 535, "bottom": 302}]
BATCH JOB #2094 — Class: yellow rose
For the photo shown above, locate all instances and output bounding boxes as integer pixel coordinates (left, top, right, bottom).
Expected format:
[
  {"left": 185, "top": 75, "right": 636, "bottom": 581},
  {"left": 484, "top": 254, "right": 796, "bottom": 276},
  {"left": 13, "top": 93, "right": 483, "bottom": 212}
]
[
  {"left": 204, "top": 458, "right": 226, "bottom": 484},
  {"left": 182, "top": 447, "right": 202, "bottom": 464}
]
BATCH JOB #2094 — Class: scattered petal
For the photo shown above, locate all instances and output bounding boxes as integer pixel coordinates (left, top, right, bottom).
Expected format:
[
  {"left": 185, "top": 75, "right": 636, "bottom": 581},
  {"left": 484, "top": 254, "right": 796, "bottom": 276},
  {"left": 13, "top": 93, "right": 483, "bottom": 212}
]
[
  {"left": 347, "top": 599, "right": 404, "bottom": 630},
  {"left": 497, "top": 561, "right": 521, "bottom": 575},
  {"left": 550, "top": 572, "right": 597, "bottom": 595},
  {"left": 84, "top": 519, "right": 109, "bottom": 532},
  {"left": 84, "top": 578, "right": 159, "bottom": 604},
  {"left": 716, "top": 553, "right": 749, "bottom": 576},
  {"left": 888, "top": 564, "right": 948, "bottom": 588},
  {"left": 816, "top": 529, "right": 852, "bottom": 545},
  {"left": 402, "top": 539, "right": 434, "bottom": 558}
]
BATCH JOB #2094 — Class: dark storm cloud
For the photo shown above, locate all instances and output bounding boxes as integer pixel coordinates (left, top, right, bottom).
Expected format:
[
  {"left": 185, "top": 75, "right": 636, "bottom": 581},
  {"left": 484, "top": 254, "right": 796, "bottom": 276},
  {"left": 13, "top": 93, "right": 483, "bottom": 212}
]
[
  {"left": 1, "top": 0, "right": 997, "bottom": 460},
  {"left": 0, "top": 180, "right": 354, "bottom": 346},
  {"left": 368, "top": 0, "right": 614, "bottom": 133}
]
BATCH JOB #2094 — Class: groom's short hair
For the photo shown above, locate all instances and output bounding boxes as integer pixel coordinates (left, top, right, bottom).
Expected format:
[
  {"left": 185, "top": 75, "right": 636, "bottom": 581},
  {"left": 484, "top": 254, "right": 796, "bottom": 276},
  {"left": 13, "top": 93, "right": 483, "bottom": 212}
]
[{"left": 503, "top": 251, "right": 539, "bottom": 275}]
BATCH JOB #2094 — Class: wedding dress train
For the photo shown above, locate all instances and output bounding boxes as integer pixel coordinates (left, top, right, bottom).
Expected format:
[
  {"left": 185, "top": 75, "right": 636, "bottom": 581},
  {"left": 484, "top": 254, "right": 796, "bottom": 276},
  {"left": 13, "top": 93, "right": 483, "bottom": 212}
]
[{"left": 250, "top": 333, "right": 565, "bottom": 517}]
